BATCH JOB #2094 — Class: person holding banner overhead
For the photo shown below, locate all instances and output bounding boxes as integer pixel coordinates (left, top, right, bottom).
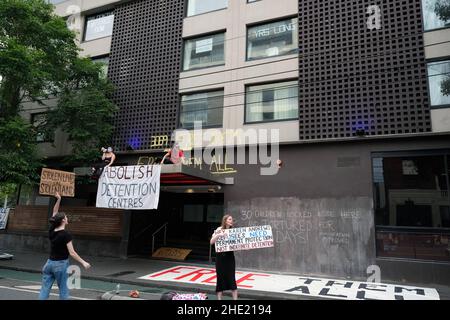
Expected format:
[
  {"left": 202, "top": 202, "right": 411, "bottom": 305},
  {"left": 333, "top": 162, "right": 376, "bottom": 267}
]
[
  {"left": 39, "top": 192, "right": 91, "bottom": 300},
  {"left": 210, "top": 214, "right": 238, "bottom": 300}
]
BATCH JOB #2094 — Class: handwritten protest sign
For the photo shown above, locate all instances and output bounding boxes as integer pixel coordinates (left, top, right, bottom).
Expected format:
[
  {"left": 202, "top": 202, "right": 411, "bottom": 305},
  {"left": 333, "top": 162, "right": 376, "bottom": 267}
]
[
  {"left": 96, "top": 165, "right": 161, "bottom": 210},
  {"left": 0, "top": 208, "right": 10, "bottom": 230},
  {"left": 39, "top": 168, "right": 75, "bottom": 197},
  {"left": 215, "top": 225, "right": 274, "bottom": 253}
]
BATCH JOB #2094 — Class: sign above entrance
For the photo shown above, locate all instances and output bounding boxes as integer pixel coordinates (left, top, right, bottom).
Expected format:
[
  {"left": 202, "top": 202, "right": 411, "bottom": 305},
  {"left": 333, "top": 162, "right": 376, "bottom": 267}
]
[
  {"left": 39, "top": 168, "right": 75, "bottom": 197},
  {"left": 215, "top": 225, "right": 274, "bottom": 253},
  {"left": 96, "top": 165, "right": 161, "bottom": 210}
]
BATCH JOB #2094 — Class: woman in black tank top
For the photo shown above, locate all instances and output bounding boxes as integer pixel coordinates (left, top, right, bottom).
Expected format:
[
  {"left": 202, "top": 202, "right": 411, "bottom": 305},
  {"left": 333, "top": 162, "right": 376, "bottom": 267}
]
[{"left": 39, "top": 192, "right": 91, "bottom": 300}]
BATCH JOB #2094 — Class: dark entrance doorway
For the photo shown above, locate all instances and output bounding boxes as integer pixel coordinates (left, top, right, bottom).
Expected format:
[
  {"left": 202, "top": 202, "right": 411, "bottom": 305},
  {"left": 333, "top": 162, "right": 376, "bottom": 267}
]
[
  {"left": 127, "top": 189, "right": 224, "bottom": 261},
  {"left": 166, "top": 191, "right": 224, "bottom": 243}
]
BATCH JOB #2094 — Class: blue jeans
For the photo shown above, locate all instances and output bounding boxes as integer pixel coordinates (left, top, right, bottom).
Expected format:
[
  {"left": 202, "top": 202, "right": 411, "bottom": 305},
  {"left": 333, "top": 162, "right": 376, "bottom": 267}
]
[{"left": 39, "top": 259, "right": 70, "bottom": 300}]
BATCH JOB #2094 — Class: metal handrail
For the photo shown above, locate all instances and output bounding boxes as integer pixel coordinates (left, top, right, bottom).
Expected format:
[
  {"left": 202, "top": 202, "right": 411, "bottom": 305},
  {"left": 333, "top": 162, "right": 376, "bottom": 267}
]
[
  {"left": 151, "top": 222, "right": 168, "bottom": 254},
  {"left": 132, "top": 223, "right": 153, "bottom": 240},
  {"left": 209, "top": 241, "right": 212, "bottom": 264}
]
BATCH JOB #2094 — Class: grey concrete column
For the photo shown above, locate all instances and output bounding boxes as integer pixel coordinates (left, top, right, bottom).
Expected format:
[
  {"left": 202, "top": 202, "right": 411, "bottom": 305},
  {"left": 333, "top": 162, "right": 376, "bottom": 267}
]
[{"left": 119, "top": 210, "right": 131, "bottom": 259}]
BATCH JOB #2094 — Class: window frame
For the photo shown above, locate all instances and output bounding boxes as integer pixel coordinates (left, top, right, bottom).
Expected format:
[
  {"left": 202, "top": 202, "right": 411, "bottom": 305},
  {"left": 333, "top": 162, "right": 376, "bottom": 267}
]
[
  {"left": 245, "top": 15, "right": 299, "bottom": 62},
  {"left": 426, "top": 57, "right": 450, "bottom": 110},
  {"left": 82, "top": 10, "right": 115, "bottom": 43},
  {"left": 421, "top": 0, "right": 450, "bottom": 32},
  {"left": 178, "top": 88, "right": 225, "bottom": 129},
  {"left": 184, "top": 0, "right": 228, "bottom": 18},
  {"left": 244, "top": 78, "right": 299, "bottom": 125},
  {"left": 181, "top": 30, "right": 226, "bottom": 72},
  {"left": 47, "top": 0, "right": 68, "bottom": 4},
  {"left": 91, "top": 54, "right": 110, "bottom": 78},
  {"left": 371, "top": 149, "right": 450, "bottom": 261},
  {"left": 371, "top": 149, "right": 450, "bottom": 231},
  {"left": 31, "top": 112, "right": 54, "bottom": 143}
]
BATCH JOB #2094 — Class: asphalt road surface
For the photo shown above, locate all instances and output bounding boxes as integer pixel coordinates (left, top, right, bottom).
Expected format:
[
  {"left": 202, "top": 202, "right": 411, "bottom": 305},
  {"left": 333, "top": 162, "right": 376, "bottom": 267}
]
[
  {"left": 0, "top": 268, "right": 217, "bottom": 300},
  {"left": 0, "top": 276, "right": 102, "bottom": 300}
]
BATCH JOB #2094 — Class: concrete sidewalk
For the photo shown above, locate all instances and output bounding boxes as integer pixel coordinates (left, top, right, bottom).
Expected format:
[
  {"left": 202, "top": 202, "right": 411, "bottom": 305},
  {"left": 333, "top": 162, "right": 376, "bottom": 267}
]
[{"left": 0, "top": 249, "right": 449, "bottom": 300}]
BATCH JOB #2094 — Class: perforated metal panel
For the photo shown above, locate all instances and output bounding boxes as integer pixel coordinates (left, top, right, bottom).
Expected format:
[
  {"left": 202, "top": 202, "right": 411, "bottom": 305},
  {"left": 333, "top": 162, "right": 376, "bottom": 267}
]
[
  {"left": 108, "top": 0, "right": 184, "bottom": 151},
  {"left": 298, "top": 0, "right": 431, "bottom": 139}
]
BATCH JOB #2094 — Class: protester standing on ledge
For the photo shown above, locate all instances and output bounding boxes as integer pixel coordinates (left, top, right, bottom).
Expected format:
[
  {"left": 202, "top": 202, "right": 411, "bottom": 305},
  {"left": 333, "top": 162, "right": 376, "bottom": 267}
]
[
  {"left": 39, "top": 192, "right": 91, "bottom": 300},
  {"left": 92, "top": 146, "right": 116, "bottom": 177},
  {"left": 210, "top": 214, "right": 238, "bottom": 300},
  {"left": 161, "top": 142, "right": 184, "bottom": 164}
]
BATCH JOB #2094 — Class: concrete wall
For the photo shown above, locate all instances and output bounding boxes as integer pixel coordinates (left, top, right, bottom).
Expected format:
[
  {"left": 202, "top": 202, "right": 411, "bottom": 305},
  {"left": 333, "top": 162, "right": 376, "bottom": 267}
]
[
  {"left": 377, "top": 258, "right": 450, "bottom": 287},
  {"left": 0, "top": 232, "right": 122, "bottom": 258},
  {"left": 424, "top": 28, "right": 450, "bottom": 60},
  {"left": 431, "top": 108, "right": 450, "bottom": 133},
  {"left": 21, "top": 97, "right": 72, "bottom": 158},
  {"left": 222, "top": 134, "right": 450, "bottom": 281},
  {"left": 179, "top": 0, "right": 299, "bottom": 144}
]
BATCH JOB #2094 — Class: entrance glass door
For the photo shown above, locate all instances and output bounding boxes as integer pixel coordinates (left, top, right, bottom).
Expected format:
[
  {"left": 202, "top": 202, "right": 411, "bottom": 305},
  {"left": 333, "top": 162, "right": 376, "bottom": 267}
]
[{"left": 167, "top": 193, "right": 224, "bottom": 244}]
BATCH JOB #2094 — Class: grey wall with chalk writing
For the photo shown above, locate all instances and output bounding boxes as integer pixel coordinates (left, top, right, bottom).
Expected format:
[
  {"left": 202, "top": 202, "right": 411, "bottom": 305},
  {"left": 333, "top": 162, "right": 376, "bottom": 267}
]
[
  {"left": 223, "top": 135, "right": 450, "bottom": 279},
  {"left": 228, "top": 197, "right": 374, "bottom": 279}
]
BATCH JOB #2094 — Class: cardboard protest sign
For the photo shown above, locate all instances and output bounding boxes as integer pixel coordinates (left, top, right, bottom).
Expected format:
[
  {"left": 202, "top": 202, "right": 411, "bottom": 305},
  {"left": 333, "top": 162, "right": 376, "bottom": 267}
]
[
  {"left": 39, "top": 168, "right": 75, "bottom": 197},
  {"left": 96, "top": 165, "right": 161, "bottom": 210},
  {"left": 0, "top": 208, "right": 10, "bottom": 230},
  {"left": 152, "top": 247, "right": 192, "bottom": 260},
  {"left": 214, "top": 225, "right": 274, "bottom": 253}
]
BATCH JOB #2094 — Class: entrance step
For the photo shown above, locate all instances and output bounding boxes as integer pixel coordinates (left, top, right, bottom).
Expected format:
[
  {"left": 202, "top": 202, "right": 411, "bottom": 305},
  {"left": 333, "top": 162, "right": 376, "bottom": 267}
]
[{"left": 142, "top": 239, "right": 215, "bottom": 262}]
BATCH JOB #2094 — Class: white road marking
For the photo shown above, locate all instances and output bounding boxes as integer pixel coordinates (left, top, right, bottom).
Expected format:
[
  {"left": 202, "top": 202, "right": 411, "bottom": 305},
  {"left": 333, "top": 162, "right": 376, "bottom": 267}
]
[
  {"left": 140, "top": 265, "right": 441, "bottom": 300},
  {"left": 0, "top": 285, "right": 90, "bottom": 300},
  {"left": 16, "top": 285, "right": 58, "bottom": 290}
]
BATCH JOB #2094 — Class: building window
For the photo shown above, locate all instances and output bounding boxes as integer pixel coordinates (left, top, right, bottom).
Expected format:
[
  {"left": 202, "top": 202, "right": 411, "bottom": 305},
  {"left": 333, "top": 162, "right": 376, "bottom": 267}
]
[
  {"left": 92, "top": 56, "right": 109, "bottom": 77},
  {"left": 247, "top": 17, "right": 298, "bottom": 60},
  {"left": 84, "top": 11, "right": 114, "bottom": 41},
  {"left": 180, "top": 90, "right": 223, "bottom": 128},
  {"left": 428, "top": 60, "right": 450, "bottom": 108},
  {"left": 183, "top": 33, "right": 225, "bottom": 71},
  {"left": 31, "top": 113, "right": 53, "bottom": 143},
  {"left": 373, "top": 153, "right": 450, "bottom": 262},
  {"left": 245, "top": 80, "right": 298, "bottom": 123},
  {"left": 422, "top": 0, "right": 450, "bottom": 31},
  {"left": 47, "top": 0, "right": 67, "bottom": 4},
  {"left": 187, "top": 0, "right": 228, "bottom": 17}
]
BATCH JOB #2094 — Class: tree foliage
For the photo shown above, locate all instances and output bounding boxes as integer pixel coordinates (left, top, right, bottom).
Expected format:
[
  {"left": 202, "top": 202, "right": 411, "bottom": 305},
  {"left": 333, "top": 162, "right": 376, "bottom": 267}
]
[
  {"left": 0, "top": 116, "right": 41, "bottom": 185},
  {"left": 0, "top": 0, "right": 79, "bottom": 118},
  {"left": 0, "top": 0, "right": 117, "bottom": 184},
  {"left": 46, "top": 58, "right": 118, "bottom": 166},
  {"left": 434, "top": 0, "right": 450, "bottom": 21}
]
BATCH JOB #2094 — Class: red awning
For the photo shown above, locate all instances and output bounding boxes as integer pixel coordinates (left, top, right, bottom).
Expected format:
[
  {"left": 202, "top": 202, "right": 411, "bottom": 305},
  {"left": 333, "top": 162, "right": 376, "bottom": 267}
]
[{"left": 160, "top": 173, "right": 216, "bottom": 185}]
